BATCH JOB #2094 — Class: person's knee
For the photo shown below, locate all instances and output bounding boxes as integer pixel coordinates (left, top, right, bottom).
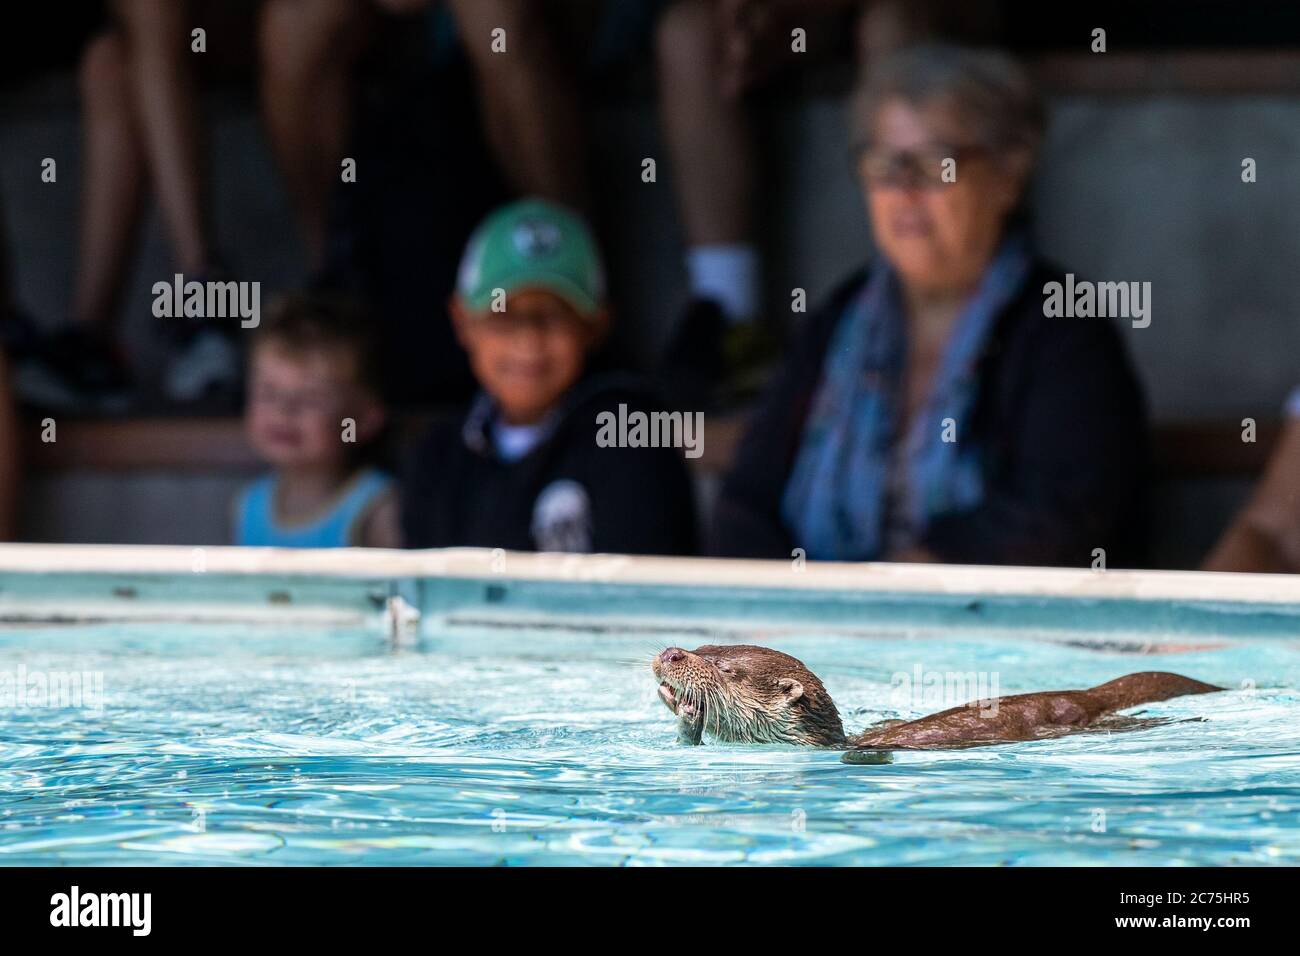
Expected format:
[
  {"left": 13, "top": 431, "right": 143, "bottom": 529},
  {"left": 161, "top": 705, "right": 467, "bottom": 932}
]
[
  {"left": 655, "top": 0, "right": 718, "bottom": 74},
  {"left": 111, "top": 0, "right": 186, "bottom": 41},
  {"left": 855, "top": 0, "right": 920, "bottom": 63},
  {"left": 259, "top": 0, "right": 365, "bottom": 82},
  {"left": 448, "top": 0, "right": 545, "bottom": 67},
  {"left": 79, "top": 34, "right": 130, "bottom": 107}
]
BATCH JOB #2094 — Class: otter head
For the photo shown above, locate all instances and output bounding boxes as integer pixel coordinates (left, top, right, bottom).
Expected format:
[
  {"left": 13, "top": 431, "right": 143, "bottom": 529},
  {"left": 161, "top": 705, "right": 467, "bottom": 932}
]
[{"left": 651, "top": 644, "right": 846, "bottom": 747}]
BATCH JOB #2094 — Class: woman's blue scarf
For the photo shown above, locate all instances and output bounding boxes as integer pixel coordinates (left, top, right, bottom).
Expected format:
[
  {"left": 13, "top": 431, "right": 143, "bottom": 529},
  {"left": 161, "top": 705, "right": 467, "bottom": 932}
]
[{"left": 780, "top": 232, "right": 1033, "bottom": 561}]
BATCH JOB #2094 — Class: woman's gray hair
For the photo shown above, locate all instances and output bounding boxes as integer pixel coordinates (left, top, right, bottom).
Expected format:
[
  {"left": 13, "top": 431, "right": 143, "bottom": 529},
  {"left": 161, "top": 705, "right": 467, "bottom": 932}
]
[{"left": 851, "top": 43, "right": 1046, "bottom": 161}]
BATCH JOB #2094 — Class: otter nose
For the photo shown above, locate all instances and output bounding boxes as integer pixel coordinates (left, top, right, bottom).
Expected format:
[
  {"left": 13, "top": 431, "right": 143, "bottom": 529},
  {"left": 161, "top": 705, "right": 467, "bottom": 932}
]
[{"left": 659, "top": 648, "right": 686, "bottom": 666}]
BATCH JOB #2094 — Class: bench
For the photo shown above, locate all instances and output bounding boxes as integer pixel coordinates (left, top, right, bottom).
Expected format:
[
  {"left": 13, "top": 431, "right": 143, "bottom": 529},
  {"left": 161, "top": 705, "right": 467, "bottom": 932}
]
[{"left": 24, "top": 415, "right": 1284, "bottom": 479}]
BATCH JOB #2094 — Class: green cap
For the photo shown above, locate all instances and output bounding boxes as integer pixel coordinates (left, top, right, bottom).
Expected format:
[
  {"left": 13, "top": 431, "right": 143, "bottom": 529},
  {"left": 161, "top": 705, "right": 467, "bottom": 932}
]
[{"left": 455, "top": 198, "right": 606, "bottom": 319}]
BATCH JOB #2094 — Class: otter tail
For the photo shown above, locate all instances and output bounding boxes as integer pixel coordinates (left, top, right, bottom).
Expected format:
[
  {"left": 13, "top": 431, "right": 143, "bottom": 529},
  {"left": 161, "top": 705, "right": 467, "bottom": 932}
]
[{"left": 1084, "top": 672, "right": 1223, "bottom": 713}]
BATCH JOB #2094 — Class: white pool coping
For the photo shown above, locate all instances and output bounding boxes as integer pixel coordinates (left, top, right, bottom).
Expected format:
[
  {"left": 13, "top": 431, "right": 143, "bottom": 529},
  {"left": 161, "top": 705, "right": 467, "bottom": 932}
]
[{"left": 0, "top": 544, "right": 1296, "bottom": 605}]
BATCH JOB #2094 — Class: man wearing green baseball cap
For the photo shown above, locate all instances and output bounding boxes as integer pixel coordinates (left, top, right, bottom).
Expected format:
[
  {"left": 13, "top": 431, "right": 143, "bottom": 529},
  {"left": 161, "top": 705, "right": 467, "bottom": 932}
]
[{"left": 401, "top": 199, "right": 698, "bottom": 557}]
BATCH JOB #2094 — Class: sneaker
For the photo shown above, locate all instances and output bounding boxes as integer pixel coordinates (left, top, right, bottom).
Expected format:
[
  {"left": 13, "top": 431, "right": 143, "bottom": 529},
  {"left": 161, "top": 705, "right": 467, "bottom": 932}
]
[
  {"left": 657, "top": 298, "right": 781, "bottom": 410},
  {"left": 161, "top": 323, "right": 243, "bottom": 408},
  {"left": 156, "top": 259, "right": 245, "bottom": 410},
  {"left": 2, "top": 314, "right": 135, "bottom": 414}
]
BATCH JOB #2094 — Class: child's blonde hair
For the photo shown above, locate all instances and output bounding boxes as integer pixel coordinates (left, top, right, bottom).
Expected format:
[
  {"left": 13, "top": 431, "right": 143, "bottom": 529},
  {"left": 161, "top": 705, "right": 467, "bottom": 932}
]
[{"left": 255, "top": 293, "right": 382, "bottom": 395}]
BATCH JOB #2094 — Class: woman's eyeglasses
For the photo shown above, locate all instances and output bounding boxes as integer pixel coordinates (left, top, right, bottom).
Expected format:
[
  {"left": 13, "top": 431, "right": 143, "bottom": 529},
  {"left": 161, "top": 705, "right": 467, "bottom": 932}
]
[{"left": 853, "top": 144, "right": 988, "bottom": 189}]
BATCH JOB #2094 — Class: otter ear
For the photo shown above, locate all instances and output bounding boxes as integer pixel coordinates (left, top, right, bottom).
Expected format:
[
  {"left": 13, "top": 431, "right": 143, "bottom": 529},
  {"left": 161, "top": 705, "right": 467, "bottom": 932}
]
[{"left": 778, "top": 678, "right": 804, "bottom": 703}]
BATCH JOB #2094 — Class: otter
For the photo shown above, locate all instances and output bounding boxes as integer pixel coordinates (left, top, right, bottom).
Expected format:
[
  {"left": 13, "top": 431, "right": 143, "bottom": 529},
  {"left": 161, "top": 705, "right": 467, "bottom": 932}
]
[{"left": 651, "top": 644, "right": 1223, "bottom": 754}]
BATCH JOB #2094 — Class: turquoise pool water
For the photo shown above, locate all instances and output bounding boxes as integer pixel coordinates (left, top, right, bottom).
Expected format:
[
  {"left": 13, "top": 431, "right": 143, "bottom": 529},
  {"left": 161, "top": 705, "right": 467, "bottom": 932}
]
[{"left": 1, "top": 617, "right": 1298, "bottom": 865}]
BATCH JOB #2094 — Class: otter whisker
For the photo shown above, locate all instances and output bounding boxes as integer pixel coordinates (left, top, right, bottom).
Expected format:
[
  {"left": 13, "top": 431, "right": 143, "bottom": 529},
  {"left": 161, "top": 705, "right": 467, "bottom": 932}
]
[
  {"left": 614, "top": 656, "right": 654, "bottom": 667},
  {"left": 707, "top": 686, "right": 725, "bottom": 740}
]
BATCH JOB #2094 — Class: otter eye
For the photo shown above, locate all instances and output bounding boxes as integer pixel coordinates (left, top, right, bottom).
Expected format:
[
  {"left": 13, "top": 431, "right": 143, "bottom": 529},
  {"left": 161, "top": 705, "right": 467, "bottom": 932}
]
[{"left": 777, "top": 677, "right": 805, "bottom": 702}]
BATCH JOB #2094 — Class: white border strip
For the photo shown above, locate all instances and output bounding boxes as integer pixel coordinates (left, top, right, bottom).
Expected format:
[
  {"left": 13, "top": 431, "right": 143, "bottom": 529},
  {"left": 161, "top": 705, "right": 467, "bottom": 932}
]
[{"left": 0, "top": 544, "right": 1295, "bottom": 604}]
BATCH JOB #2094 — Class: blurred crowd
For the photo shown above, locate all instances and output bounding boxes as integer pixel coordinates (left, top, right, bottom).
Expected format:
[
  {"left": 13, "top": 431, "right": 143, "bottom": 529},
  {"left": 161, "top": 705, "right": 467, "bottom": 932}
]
[{"left": 0, "top": 0, "right": 1295, "bottom": 573}]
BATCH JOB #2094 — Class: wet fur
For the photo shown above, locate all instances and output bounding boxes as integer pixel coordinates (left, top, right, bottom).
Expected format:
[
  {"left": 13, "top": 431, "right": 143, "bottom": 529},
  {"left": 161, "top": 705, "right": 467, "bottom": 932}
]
[
  {"left": 653, "top": 644, "right": 1222, "bottom": 752},
  {"left": 654, "top": 644, "right": 847, "bottom": 746}
]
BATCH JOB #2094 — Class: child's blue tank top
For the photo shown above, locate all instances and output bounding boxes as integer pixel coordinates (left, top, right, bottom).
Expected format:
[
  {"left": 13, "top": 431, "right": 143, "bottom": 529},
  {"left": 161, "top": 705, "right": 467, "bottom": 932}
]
[{"left": 235, "top": 468, "right": 392, "bottom": 548}]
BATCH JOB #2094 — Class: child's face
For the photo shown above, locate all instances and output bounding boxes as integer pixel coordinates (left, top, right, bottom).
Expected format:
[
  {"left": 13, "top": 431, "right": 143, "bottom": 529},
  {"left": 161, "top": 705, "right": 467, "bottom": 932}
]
[
  {"left": 452, "top": 289, "right": 604, "bottom": 425},
  {"left": 246, "top": 341, "right": 383, "bottom": 471}
]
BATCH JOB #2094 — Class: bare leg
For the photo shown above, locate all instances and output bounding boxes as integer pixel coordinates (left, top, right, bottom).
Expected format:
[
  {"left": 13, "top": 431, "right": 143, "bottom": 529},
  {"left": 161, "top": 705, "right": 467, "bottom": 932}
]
[
  {"left": 258, "top": 0, "right": 374, "bottom": 270},
  {"left": 112, "top": 0, "right": 212, "bottom": 274},
  {"left": 655, "top": 0, "right": 922, "bottom": 295},
  {"left": 656, "top": 0, "right": 752, "bottom": 247},
  {"left": 855, "top": 0, "right": 927, "bottom": 62},
  {"left": 656, "top": 0, "right": 769, "bottom": 344},
  {"left": 446, "top": 0, "right": 589, "bottom": 210},
  {"left": 854, "top": 0, "right": 1005, "bottom": 63},
  {"left": 72, "top": 33, "right": 147, "bottom": 330},
  {"left": 849, "top": 672, "right": 1223, "bottom": 751}
]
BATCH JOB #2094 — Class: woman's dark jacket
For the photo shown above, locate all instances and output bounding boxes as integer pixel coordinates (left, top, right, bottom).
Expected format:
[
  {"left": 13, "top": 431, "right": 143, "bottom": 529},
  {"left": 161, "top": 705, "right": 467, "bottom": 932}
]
[{"left": 712, "top": 260, "right": 1150, "bottom": 567}]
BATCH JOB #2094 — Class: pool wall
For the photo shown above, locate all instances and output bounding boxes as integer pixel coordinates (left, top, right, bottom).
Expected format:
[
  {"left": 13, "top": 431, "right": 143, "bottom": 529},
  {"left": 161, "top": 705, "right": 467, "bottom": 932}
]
[{"left": 0, "top": 545, "right": 1296, "bottom": 638}]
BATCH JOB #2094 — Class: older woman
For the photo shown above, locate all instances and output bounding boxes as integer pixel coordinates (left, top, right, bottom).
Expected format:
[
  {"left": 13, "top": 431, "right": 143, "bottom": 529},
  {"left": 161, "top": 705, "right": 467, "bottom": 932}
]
[{"left": 713, "top": 44, "right": 1148, "bottom": 566}]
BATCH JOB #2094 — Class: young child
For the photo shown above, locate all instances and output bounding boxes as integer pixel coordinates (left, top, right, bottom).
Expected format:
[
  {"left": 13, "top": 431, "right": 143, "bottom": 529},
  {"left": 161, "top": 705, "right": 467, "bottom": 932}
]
[
  {"left": 236, "top": 294, "right": 399, "bottom": 548},
  {"left": 401, "top": 199, "right": 698, "bottom": 555}
]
